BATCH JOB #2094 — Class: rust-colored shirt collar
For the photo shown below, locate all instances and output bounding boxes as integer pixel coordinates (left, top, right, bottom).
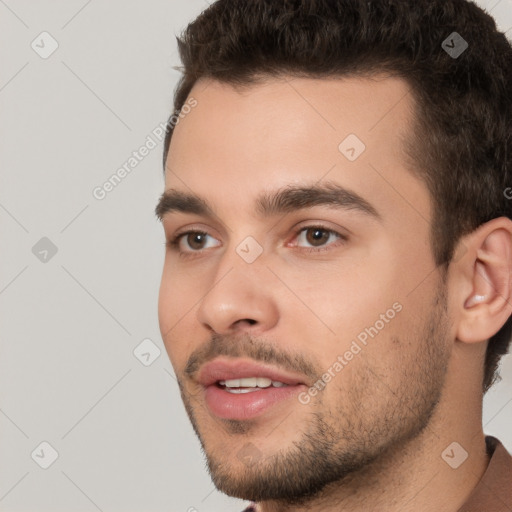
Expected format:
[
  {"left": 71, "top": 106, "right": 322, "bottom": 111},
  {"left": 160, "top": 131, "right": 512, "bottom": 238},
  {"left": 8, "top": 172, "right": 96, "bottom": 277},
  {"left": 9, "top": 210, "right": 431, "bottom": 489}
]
[
  {"left": 242, "top": 436, "right": 512, "bottom": 512},
  {"left": 457, "top": 435, "right": 512, "bottom": 511}
]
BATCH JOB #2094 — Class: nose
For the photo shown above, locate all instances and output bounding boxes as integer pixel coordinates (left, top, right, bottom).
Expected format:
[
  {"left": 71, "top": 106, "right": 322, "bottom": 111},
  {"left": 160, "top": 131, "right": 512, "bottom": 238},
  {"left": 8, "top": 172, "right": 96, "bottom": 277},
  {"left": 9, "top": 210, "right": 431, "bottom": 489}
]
[{"left": 196, "top": 251, "right": 279, "bottom": 335}]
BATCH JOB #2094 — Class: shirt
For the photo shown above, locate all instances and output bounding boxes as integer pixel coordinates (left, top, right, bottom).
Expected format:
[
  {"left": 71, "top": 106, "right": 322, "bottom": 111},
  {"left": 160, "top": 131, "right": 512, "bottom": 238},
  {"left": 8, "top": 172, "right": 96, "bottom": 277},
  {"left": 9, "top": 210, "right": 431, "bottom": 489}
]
[{"left": 241, "top": 435, "right": 512, "bottom": 511}]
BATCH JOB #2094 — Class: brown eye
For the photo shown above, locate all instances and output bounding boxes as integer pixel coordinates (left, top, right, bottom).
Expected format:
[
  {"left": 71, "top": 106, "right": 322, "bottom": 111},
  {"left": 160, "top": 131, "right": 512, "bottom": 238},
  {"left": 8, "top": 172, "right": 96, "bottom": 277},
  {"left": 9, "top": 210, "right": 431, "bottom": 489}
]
[
  {"left": 295, "top": 226, "right": 343, "bottom": 249},
  {"left": 305, "top": 228, "right": 331, "bottom": 246},
  {"left": 186, "top": 232, "right": 208, "bottom": 250},
  {"left": 173, "top": 231, "right": 221, "bottom": 253}
]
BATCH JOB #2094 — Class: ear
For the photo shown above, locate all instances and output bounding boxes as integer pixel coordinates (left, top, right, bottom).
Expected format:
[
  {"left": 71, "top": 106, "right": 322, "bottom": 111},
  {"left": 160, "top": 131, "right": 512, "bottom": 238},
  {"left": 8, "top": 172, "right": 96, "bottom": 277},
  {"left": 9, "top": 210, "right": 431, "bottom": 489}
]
[{"left": 454, "top": 217, "right": 512, "bottom": 344}]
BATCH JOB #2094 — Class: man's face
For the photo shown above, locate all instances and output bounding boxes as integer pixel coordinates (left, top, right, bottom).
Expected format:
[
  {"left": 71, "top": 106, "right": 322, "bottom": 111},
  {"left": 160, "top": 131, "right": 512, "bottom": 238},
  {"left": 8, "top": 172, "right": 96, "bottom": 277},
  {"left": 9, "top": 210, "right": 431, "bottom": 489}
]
[{"left": 157, "top": 76, "right": 452, "bottom": 502}]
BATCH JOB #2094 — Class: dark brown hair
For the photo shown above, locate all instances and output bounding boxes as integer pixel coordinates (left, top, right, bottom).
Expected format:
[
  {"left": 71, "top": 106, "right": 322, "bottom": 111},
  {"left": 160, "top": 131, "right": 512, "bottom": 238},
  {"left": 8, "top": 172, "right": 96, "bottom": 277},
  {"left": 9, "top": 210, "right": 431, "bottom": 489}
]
[{"left": 163, "top": 0, "right": 512, "bottom": 392}]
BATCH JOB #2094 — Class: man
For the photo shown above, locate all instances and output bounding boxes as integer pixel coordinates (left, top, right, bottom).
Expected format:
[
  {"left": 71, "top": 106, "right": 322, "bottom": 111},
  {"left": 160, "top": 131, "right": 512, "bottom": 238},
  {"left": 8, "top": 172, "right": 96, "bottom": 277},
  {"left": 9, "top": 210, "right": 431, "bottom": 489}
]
[{"left": 155, "top": 0, "right": 512, "bottom": 510}]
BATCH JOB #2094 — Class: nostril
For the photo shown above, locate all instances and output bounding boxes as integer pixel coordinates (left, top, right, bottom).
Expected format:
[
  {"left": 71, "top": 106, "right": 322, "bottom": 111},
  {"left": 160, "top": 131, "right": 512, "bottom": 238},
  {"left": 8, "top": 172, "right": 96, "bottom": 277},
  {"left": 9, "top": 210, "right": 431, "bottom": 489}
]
[{"left": 236, "top": 318, "right": 257, "bottom": 326}]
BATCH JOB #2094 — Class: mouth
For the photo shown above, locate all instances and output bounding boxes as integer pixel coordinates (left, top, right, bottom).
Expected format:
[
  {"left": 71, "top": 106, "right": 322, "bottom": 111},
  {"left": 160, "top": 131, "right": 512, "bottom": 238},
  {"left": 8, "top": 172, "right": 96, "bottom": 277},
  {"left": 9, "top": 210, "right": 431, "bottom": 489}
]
[{"left": 197, "top": 358, "right": 308, "bottom": 420}]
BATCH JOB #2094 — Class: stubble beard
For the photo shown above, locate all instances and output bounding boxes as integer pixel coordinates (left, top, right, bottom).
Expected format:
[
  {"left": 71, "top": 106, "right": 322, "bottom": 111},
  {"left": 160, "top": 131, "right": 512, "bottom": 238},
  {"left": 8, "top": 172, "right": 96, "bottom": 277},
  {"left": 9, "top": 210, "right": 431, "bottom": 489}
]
[{"left": 178, "top": 286, "right": 451, "bottom": 505}]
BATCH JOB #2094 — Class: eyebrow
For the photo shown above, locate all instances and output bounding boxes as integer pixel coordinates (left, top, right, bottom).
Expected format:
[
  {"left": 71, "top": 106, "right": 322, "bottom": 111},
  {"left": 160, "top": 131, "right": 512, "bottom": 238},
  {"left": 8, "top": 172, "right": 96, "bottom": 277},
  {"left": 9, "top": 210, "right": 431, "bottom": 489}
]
[{"left": 155, "top": 182, "right": 381, "bottom": 222}]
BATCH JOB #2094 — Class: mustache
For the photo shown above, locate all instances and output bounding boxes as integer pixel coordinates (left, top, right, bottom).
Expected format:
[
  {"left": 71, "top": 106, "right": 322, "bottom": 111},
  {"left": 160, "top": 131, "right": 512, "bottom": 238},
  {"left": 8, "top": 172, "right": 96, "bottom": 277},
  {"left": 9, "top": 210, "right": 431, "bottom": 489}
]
[{"left": 184, "top": 332, "right": 320, "bottom": 381}]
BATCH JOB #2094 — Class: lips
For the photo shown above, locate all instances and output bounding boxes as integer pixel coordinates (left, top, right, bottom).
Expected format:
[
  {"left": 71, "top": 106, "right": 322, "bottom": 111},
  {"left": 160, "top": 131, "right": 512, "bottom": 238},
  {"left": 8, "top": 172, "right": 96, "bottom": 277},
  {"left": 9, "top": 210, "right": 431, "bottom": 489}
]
[
  {"left": 197, "top": 358, "right": 308, "bottom": 420},
  {"left": 198, "top": 358, "right": 307, "bottom": 387}
]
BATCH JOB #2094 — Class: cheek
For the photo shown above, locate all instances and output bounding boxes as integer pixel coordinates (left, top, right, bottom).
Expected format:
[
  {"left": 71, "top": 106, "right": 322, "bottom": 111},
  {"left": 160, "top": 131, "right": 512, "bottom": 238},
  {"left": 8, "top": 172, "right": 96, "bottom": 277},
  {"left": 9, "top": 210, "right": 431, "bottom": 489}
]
[
  {"left": 157, "top": 260, "right": 206, "bottom": 366},
  {"left": 271, "top": 245, "right": 417, "bottom": 378},
  {"left": 275, "top": 254, "right": 396, "bottom": 339},
  {"left": 158, "top": 256, "right": 209, "bottom": 320}
]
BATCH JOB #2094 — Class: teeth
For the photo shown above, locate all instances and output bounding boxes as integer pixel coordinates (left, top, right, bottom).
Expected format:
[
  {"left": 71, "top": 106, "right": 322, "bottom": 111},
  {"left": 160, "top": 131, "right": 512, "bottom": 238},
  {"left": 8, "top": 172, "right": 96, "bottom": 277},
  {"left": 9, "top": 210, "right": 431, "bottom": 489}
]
[{"left": 219, "top": 377, "right": 288, "bottom": 389}]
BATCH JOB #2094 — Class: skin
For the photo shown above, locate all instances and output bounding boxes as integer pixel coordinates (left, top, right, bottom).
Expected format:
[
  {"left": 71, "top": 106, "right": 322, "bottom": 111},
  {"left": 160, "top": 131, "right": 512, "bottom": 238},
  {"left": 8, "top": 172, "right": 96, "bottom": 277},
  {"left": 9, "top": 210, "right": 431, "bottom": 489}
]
[{"left": 157, "top": 75, "right": 512, "bottom": 511}]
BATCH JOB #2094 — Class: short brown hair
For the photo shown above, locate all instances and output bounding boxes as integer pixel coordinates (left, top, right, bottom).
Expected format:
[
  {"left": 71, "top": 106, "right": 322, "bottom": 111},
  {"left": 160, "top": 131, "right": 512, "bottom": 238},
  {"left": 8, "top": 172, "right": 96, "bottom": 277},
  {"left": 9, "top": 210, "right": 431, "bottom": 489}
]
[{"left": 163, "top": 0, "right": 512, "bottom": 392}]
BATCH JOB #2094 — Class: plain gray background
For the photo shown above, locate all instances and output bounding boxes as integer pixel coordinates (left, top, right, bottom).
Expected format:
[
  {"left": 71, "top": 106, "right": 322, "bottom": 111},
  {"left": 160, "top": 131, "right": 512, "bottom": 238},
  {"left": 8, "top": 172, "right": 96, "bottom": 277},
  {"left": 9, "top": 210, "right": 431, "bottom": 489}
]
[{"left": 1, "top": 1, "right": 511, "bottom": 511}]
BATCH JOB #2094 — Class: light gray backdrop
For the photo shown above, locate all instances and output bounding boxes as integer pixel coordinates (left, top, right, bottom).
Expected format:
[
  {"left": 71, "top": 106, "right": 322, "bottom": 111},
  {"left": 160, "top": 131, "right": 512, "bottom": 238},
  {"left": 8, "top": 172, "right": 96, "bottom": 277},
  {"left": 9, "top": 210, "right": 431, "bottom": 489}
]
[{"left": 1, "top": 1, "right": 511, "bottom": 511}]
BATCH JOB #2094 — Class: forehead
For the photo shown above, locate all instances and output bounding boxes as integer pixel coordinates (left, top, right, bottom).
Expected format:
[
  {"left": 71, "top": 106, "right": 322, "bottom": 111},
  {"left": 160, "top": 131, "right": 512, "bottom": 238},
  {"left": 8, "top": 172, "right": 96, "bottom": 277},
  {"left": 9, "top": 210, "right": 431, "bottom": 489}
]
[{"left": 165, "top": 75, "right": 430, "bottom": 228}]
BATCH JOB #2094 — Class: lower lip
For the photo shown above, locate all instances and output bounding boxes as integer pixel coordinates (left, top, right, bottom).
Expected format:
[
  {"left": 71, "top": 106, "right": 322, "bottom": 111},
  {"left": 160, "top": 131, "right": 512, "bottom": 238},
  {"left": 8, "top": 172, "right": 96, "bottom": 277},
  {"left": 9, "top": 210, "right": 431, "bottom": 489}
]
[{"left": 204, "top": 384, "right": 305, "bottom": 420}]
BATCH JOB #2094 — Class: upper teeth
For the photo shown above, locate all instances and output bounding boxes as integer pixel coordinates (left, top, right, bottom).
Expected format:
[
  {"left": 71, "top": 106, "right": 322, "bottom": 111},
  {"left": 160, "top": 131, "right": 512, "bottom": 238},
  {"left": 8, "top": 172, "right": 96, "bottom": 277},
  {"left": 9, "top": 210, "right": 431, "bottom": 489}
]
[{"left": 219, "top": 377, "right": 287, "bottom": 388}]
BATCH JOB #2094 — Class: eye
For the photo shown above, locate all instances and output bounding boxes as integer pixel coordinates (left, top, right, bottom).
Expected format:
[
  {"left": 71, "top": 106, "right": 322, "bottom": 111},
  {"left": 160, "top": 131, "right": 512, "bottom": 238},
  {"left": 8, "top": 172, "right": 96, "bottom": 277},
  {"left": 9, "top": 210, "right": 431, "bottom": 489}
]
[
  {"left": 167, "top": 225, "right": 345, "bottom": 256},
  {"left": 294, "top": 226, "right": 344, "bottom": 249},
  {"left": 169, "top": 231, "right": 221, "bottom": 253}
]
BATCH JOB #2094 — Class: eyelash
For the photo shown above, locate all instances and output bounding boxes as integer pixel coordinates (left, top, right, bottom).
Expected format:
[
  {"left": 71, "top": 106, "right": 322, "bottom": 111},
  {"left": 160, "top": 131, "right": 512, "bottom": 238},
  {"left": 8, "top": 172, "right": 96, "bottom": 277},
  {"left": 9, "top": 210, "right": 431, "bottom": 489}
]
[{"left": 166, "top": 225, "right": 347, "bottom": 258}]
